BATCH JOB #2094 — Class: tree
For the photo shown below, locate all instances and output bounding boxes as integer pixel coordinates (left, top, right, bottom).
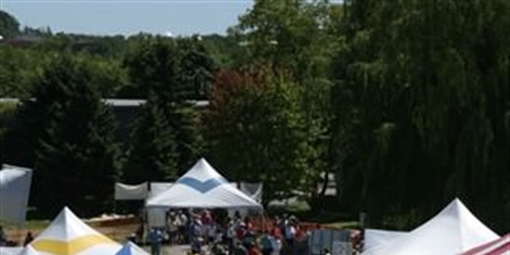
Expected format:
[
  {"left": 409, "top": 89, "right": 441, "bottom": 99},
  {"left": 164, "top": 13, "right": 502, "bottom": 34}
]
[
  {"left": 0, "top": 10, "right": 20, "bottom": 39},
  {"left": 231, "top": 0, "right": 339, "bottom": 80},
  {"left": 231, "top": 0, "right": 340, "bottom": 208},
  {"left": 27, "top": 56, "right": 119, "bottom": 217},
  {"left": 123, "top": 36, "right": 204, "bottom": 177},
  {"left": 331, "top": 0, "right": 510, "bottom": 231},
  {"left": 205, "top": 67, "right": 322, "bottom": 205},
  {"left": 177, "top": 36, "right": 217, "bottom": 100},
  {"left": 0, "top": 47, "right": 48, "bottom": 98},
  {"left": 200, "top": 34, "right": 251, "bottom": 69},
  {"left": 123, "top": 93, "right": 178, "bottom": 183}
]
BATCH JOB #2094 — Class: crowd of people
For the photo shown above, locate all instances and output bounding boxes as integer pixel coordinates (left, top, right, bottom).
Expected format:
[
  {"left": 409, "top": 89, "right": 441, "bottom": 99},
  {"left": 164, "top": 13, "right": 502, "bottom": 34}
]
[
  {"left": 0, "top": 225, "right": 35, "bottom": 247},
  {"left": 142, "top": 209, "right": 312, "bottom": 255}
]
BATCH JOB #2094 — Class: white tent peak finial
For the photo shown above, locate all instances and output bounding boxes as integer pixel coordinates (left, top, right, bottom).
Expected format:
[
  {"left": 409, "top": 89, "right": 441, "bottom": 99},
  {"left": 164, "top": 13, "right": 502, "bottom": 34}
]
[
  {"left": 61, "top": 206, "right": 76, "bottom": 219},
  {"left": 440, "top": 198, "right": 470, "bottom": 218},
  {"left": 197, "top": 157, "right": 209, "bottom": 166},
  {"left": 186, "top": 158, "right": 223, "bottom": 179}
]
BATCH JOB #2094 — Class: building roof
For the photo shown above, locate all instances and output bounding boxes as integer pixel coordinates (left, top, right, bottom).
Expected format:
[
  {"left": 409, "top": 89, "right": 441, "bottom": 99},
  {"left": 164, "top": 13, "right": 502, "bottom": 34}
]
[{"left": 0, "top": 98, "right": 209, "bottom": 107}]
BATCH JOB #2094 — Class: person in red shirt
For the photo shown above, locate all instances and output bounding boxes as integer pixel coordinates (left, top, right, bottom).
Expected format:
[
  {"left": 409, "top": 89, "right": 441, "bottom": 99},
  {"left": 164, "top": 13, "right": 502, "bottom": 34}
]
[
  {"left": 247, "top": 241, "right": 260, "bottom": 255},
  {"left": 244, "top": 217, "right": 254, "bottom": 231}
]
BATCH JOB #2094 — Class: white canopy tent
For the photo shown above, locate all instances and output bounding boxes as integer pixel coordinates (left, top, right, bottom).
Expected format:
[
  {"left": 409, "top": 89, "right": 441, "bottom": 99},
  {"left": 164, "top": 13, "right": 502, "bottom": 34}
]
[
  {"left": 115, "top": 242, "right": 150, "bottom": 255},
  {"left": 115, "top": 181, "right": 262, "bottom": 201},
  {"left": 458, "top": 233, "right": 510, "bottom": 255},
  {"left": 31, "top": 207, "right": 121, "bottom": 255},
  {"left": 0, "top": 164, "right": 33, "bottom": 224},
  {"left": 239, "top": 182, "right": 263, "bottom": 203},
  {"left": 362, "top": 198, "right": 499, "bottom": 255},
  {"left": 0, "top": 247, "right": 24, "bottom": 255},
  {"left": 0, "top": 246, "right": 40, "bottom": 255},
  {"left": 18, "top": 246, "right": 41, "bottom": 255},
  {"left": 363, "top": 229, "right": 408, "bottom": 252},
  {"left": 146, "top": 158, "right": 262, "bottom": 209}
]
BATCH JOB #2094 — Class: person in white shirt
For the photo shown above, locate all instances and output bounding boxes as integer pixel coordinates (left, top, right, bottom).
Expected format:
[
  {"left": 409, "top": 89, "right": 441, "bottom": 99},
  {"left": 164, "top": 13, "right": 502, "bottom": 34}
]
[
  {"left": 284, "top": 221, "right": 296, "bottom": 249},
  {"left": 226, "top": 220, "right": 236, "bottom": 255},
  {"left": 167, "top": 213, "right": 180, "bottom": 245},
  {"left": 270, "top": 234, "right": 282, "bottom": 255},
  {"left": 178, "top": 210, "right": 188, "bottom": 244}
]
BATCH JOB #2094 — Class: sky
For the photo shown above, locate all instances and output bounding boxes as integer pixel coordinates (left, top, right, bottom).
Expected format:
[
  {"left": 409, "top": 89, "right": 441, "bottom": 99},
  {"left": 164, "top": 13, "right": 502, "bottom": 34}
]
[{"left": 0, "top": 0, "right": 255, "bottom": 37}]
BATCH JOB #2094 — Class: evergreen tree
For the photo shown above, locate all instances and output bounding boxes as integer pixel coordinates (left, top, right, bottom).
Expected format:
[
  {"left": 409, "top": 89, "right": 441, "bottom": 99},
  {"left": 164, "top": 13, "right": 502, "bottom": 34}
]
[
  {"left": 123, "top": 36, "right": 205, "bottom": 178},
  {"left": 29, "top": 56, "right": 119, "bottom": 217},
  {"left": 123, "top": 92, "right": 178, "bottom": 183}
]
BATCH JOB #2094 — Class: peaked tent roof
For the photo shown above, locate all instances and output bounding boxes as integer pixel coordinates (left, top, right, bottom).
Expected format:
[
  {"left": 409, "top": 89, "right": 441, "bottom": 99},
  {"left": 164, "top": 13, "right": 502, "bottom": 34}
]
[
  {"left": 146, "top": 158, "right": 262, "bottom": 209},
  {"left": 31, "top": 207, "right": 121, "bottom": 255},
  {"left": 362, "top": 198, "right": 499, "bottom": 255},
  {"left": 115, "top": 242, "right": 150, "bottom": 255},
  {"left": 19, "top": 246, "right": 41, "bottom": 255},
  {"left": 364, "top": 229, "right": 408, "bottom": 252},
  {"left": 459, "top": 233, "right": 510, "bottom": 255}
]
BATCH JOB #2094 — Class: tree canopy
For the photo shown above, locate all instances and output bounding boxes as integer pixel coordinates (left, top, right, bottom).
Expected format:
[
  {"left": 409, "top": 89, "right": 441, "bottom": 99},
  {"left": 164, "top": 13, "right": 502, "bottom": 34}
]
[
  {"left": 0, "top": 10, "right": 20, "bottom": 39},
  {"left": 0, "top": 4, "right": 508, "bottom": 232}
]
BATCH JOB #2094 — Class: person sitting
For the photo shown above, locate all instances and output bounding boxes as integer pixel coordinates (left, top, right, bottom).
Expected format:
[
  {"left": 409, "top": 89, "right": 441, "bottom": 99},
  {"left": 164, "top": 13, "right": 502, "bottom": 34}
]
[
  {"left": 23, "top": 232, "right": 34, "bottom": 246},
  {"left": 0, "top": 225, "right": 7, "bottom": 246}
]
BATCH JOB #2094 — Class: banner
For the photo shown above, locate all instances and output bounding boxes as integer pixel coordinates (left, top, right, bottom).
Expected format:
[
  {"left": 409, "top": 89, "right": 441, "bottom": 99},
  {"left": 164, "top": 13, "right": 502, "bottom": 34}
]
[
  {"left": 0, "top": 164, "right": 33, "bottom": 224},
  {"left": 148, "top": 182, "right": 174, "bottom": 199},
  {"left": 239, "top": 182, "right": 263, "bottom": 203},
  {"left": 114, "top": 182, "right": 149, "bottom": 200}
]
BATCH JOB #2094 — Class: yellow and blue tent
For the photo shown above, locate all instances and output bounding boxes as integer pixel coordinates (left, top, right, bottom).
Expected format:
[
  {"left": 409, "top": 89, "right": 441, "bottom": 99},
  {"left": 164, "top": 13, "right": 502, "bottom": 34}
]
[{"left": 31, "top": 207, "right": 121, "bottom": 255}]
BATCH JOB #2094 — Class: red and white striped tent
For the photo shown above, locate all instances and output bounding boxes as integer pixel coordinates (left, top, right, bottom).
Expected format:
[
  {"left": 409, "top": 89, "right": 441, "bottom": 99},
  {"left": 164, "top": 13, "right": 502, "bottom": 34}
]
[{"left": 459, "top": 234, "right": 509, "bottom": 255}]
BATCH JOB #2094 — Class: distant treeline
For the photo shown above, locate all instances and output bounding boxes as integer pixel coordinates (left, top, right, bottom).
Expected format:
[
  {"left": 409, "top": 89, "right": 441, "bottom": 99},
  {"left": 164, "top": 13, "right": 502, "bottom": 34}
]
[{"left": 0, "top": 0, "right": 509, "bottom": 234}]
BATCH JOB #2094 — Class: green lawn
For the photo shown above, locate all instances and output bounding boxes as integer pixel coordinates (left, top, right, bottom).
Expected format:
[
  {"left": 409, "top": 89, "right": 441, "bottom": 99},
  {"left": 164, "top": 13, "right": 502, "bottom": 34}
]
[{"left": 1, "top": 219, "right": 50, "bottom": 233}]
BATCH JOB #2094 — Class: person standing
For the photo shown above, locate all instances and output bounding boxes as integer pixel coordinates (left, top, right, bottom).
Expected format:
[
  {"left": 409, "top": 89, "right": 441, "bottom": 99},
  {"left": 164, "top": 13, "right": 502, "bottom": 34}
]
[
  {"left": 269, "top": 229, "right": 282, "bottom": 255},
  {"left": 259, "top": 230, "right": 274, "bottom": 255},
  {"left": 150, "top": 227, "right": 163, "bottom": 255},
  {"left": 284, "top": 220, "right": 296, "bottom": 254},
  {"left": 167, "top": 213, "right": 180, "bottom": 245},
  {"left": 178, "top": 210, "right": 188, "bottom": 244}
]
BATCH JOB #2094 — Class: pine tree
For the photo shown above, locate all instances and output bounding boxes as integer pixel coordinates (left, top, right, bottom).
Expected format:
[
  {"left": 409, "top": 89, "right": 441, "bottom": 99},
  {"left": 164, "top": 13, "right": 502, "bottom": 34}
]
[
  {"left": 123, "top": 92, "right": 179, "bottom": 183},
  {"left": 31, "top": 56, "right": 120, "bottom": 217},
  {"left": 123, "top": 36, "right": 206, "bottom": 178}
]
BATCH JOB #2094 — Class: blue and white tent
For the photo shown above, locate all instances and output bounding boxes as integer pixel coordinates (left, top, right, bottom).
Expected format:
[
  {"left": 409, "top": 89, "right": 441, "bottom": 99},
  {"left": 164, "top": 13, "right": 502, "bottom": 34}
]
[
  {"left": 146, "top": 158, "right": 262, "bottom": 209},
  {"left": 115, "top": 242, "right": 149, "bottom": 255}
]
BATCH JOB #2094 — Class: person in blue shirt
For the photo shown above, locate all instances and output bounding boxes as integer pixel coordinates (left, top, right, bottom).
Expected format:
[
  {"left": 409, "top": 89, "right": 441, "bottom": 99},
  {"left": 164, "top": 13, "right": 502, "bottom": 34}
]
[{"left": 150, "top": 227, "right": 163, "bottom": 255}]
